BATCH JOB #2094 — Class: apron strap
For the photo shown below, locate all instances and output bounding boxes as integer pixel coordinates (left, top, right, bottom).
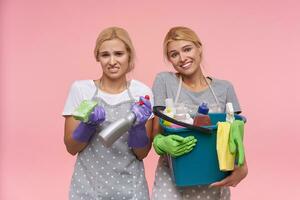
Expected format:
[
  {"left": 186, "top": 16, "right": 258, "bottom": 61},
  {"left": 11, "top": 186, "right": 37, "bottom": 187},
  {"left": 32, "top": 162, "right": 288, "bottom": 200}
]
[
  {"left": 92, "top": 80, "right": 100, "bottom": 100},
  {"left": 174, "top": 76, "right": 183, "bottom": 105},
  {"left": 126, "top": 80, "right": 135, "bottom": 102},
  {"left": 204, "top": 77, "right": 221, "bottom": 110}
]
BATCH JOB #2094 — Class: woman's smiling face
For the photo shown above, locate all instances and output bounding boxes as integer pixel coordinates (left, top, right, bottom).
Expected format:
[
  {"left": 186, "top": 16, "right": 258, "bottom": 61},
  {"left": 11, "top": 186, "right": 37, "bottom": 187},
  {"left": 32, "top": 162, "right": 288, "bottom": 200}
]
[{"left": 167, "top": 40, "right": 202, "bottom": 76}]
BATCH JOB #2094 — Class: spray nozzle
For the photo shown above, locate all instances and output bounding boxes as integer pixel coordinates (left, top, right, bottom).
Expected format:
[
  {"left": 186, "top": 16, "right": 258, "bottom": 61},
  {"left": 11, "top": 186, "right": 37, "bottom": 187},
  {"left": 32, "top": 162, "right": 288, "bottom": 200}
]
[
  {"left": 138, "top": 95, "right": 150, "bottom": 105},
  {"left": 226, "top": 102, "right": 235, "bottom": 123}
]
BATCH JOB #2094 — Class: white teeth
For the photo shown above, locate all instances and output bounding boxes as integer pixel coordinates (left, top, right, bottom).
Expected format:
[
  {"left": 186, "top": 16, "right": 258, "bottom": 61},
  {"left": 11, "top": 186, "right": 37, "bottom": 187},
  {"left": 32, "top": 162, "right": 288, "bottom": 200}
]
[
  {"left": 108, "top": 67, "right": 120, "bottom": 73},
  {"left": 182, "top": 62, "right": 192, "bottom": 68}
]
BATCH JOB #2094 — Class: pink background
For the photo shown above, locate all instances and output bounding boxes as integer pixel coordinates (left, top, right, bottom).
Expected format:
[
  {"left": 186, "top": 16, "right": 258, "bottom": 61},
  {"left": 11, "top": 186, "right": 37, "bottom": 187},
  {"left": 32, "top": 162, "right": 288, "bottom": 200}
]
[{"left": 1, "top": 0, "right": 300, "bottom": 199}]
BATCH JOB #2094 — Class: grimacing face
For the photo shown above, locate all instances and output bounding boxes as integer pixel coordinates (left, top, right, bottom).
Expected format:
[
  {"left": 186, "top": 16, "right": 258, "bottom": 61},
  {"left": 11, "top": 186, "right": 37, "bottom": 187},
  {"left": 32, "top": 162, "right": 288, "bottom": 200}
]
[
  {"left": 98, "top": 38, "right": 130, "bottom": 80},
  {"left": 167, "top": 40, "right": 202, "bottom": 76}
]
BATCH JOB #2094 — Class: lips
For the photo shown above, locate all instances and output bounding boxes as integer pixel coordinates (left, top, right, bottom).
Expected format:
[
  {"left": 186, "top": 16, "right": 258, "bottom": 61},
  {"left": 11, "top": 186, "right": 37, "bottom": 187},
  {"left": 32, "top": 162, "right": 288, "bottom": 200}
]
[
  {"left": 180, "top": 61, "right": 193, "bottom": 69},
  {"left": 108, "top": 66, "right": 120, "bottom": 73}
]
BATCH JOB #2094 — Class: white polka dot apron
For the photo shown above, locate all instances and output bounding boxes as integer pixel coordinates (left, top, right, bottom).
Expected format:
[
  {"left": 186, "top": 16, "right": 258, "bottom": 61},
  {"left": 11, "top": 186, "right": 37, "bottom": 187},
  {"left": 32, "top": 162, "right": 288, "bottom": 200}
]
[
  {"left": 151, "top": 77, "right": 230, "bottom": 200},
  {"left": 70, "top": 84, "right": 150, "bottom": 200}
]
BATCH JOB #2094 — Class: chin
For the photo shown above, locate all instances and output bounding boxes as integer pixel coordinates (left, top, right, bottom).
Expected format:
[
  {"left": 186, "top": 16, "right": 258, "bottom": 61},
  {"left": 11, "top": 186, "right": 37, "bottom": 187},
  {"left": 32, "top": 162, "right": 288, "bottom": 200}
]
[
  {"left": 177, "top": 68, "right": 197, "bottom": 77},
  {"left": 104, "top": 72, "right": 126, "bottom": 80}
]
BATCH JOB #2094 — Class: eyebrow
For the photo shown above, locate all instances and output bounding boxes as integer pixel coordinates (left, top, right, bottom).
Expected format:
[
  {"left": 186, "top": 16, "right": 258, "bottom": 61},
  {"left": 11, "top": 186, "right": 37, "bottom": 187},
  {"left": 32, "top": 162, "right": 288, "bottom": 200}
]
[
  {"left": 168, "top": 45, "right": 193, "bottom": 54},
  {"left": 182, "top": 45, "right": 193, "bottom": 49},
  {"left": 99, "top": 50, "right": 125, "bottom": 54}
]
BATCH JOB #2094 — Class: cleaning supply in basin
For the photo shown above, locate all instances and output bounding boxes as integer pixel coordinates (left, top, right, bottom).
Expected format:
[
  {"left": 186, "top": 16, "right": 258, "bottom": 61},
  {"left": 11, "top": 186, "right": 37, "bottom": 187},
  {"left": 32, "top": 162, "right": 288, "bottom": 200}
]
[
  {"left": 174, "top": 104, "right": 193, "bottom": 125},
  {"left": 226, "top": 102, "right": 235, "bottom": 123},
  {"left": 193, "top": 102, "right": 211, "bottom": 127},
  {"left": 162, "top": 98, "right": 176, "bottom": 127},
  {"left": 216, "top": 102, "right": 245, "bottom": 171}
]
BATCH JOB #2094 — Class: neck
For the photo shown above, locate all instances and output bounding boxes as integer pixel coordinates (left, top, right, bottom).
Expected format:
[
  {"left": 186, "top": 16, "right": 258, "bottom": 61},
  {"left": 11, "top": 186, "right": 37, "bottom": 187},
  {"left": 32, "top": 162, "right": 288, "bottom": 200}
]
[
  {"left": 180, "top": 67, "right": 208, "bottom": 91},
  {"left": 97, "top": 75, "right": 128, "bottom": 94}
]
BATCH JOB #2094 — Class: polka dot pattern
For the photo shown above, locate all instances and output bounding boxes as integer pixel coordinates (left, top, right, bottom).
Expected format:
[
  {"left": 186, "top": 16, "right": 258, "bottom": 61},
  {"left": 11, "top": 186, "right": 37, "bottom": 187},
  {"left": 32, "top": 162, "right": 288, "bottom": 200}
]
[
  {"left": 69, "top": 98, "right": 149, "bottom": 200},
  {"left": 151, "top": 157, "right": 230, "bottom": 200}
]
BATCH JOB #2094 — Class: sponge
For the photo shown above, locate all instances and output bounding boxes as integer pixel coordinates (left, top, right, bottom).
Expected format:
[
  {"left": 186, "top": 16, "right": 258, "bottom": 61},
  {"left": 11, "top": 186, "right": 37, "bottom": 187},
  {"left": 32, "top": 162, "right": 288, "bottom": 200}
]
[{"left": 72, "top": 100, "right": 98, "bottom": 122}]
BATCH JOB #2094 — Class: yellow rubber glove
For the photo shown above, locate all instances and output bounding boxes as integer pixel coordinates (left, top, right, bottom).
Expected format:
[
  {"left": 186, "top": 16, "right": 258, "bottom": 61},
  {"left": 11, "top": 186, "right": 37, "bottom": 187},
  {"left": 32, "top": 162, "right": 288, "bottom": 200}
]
[{"left": 217, "top": 122, "right": 235, "bottom": 171}]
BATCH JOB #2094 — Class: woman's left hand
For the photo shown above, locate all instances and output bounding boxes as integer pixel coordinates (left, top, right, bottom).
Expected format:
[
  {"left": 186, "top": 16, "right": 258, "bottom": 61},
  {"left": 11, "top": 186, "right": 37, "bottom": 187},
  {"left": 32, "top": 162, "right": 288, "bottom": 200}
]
[
  {"left": 209, "top": 161, "right": 248, "bottom": 187},
  {"left": 131, "top": 96, "right": 152, "bottom": 124}
]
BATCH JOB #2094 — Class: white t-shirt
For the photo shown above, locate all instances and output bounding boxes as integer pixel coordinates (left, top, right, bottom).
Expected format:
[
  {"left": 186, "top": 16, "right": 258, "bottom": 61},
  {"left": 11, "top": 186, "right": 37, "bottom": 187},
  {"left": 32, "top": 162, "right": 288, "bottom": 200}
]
[{"left": 62, "top": 79, "right": 154, "bottom": 116}]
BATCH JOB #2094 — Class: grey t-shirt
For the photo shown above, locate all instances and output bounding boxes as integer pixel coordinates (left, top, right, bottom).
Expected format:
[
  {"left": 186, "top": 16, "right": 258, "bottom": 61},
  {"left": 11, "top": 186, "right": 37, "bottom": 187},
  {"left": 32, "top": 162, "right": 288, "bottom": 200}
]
[{"left": 152, "top": 72, "right": 241, "bottom": 114}]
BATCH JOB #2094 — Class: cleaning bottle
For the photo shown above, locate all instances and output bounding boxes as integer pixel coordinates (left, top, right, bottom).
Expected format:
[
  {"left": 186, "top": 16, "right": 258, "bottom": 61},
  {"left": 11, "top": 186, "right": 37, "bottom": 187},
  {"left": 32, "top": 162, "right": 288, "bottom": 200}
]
[
  {"left": 162, "top": 98, "right": 176, "bottom": 127},
  {"left": 98, "top": 95, "right": 150, "bottom": 147},
  {"left": 174, "top": 104, "right": 193, "bottom": 125},
  {"left": 193, "top": 102, "right": 211, "bottom": 127}
]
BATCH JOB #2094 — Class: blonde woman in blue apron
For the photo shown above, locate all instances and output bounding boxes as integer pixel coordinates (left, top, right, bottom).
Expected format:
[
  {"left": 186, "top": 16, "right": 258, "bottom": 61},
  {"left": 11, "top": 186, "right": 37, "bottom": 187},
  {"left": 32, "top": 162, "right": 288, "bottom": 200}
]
[
  {"left": 151, "top": 26, "right": 248, "bottom": 200},
  {"left": 63, "top": 27, "right": 153, "bottom": 200}
]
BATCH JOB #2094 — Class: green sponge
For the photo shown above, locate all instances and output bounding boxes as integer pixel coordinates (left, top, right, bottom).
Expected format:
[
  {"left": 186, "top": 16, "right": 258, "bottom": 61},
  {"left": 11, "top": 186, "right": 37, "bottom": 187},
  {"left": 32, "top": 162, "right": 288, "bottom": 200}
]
[{"left": 72, "top": 100, "right": 98, "bottom": 122}]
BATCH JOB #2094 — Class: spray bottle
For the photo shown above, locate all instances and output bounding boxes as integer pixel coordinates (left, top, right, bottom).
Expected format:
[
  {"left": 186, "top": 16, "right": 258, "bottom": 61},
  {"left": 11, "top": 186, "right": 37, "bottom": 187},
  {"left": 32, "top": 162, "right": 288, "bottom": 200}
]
[
  {"left": 226, "top": 102, "right": 235, "bottom": 123},
  {"left": 98, "top": 95, "right": 150, "bottom": 147}
]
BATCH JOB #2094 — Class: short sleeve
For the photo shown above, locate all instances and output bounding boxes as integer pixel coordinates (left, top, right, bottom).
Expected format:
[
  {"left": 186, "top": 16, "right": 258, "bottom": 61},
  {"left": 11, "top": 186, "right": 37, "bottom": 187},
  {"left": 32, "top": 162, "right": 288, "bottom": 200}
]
[
  {"left": 62, "top": 81, "right": 84, "bottom": 116},
  {"left": 152, "top": 73, "right": 167, "bottom": 106},
  {"left": 226, "top": 83, "right": 242, "bottom": 113}
]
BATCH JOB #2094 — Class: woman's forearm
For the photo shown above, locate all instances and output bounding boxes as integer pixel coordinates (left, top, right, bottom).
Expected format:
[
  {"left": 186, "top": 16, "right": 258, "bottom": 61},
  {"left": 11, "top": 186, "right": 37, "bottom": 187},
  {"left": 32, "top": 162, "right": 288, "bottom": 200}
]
[{"left": 64, "top": 116, "right": 89, "bottom": 155}]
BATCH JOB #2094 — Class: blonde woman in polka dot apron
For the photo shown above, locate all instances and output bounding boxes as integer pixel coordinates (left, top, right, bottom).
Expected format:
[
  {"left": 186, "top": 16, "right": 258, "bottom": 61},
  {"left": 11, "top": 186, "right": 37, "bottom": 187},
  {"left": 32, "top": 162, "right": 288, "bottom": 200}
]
[
  {"left": 151, "top": 27, "right": 248, "bottom": 200},
  {"left": 63, "top": 27, "right": 153, "bottom": 200}
]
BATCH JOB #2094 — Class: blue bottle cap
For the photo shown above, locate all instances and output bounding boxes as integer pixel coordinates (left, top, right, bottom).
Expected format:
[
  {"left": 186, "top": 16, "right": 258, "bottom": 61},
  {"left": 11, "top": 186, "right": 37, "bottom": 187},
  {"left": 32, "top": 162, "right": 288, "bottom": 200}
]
[{"left": 198, "top": 103, "right": 209, "bottom": 115}]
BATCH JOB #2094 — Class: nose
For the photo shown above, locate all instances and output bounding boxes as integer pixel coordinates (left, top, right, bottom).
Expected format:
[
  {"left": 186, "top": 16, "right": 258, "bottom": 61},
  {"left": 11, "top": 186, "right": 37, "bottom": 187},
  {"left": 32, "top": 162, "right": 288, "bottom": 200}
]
[
  {"left": 109, "top": 56, "right": 117, "bottom": 65},
  {"left": 179, "top": 52, "right": 187, "bottom": 62}
]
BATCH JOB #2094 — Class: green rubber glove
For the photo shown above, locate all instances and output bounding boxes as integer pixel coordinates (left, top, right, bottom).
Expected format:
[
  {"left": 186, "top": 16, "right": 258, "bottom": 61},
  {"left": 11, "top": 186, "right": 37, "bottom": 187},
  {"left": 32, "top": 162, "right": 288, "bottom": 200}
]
[
  {"left": 229, "top": 120, "right": 245, "bottom": 166},
  {"left": 153, "top": 134, "right": 197, "bottom": 157}
]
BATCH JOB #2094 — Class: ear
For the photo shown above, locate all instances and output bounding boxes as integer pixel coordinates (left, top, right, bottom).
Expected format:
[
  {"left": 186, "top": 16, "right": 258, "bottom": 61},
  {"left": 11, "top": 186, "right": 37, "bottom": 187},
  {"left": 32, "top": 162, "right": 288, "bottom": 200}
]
[{"left": 127, "top": 62, "right": 134, "bottom": 73}]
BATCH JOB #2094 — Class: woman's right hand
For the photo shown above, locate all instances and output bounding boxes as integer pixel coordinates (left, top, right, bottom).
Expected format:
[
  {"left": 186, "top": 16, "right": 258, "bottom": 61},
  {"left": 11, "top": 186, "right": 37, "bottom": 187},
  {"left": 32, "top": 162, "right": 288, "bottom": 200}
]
[
  {"left": 153, "top": 134, "right": 197, "bottom": 157},
  {"left": 87, "top": 106, "right": 106, "bottom": 125},
  {"left": 64, "top": 105, "right": 106, "bottom": 155}
]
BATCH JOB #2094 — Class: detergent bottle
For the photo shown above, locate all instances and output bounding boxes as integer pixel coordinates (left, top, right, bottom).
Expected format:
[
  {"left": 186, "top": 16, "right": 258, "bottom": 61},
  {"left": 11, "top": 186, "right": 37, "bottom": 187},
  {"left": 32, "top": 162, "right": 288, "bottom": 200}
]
[
  {"left": 174, "top": 103, "right": 193, "bottom": 125},
  {"left": 193, "top": 102, "right": 211, "bottom": 127}
]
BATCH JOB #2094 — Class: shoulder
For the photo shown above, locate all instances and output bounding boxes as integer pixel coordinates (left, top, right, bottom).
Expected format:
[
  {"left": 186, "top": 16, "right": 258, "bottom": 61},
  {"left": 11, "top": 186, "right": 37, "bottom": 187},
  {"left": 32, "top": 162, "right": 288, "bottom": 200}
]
[
  {"left": 68, "top": 80, "right": 96, "bottom": 98},
  {"left": 70, "top": 80, "right": 95, "bottom": 91},
  {"left": 211, "top": 77, "right": 235, "bottom": 89},
  {"left": 63, "top": 80, "right": 95, "bottom": 116},
  {"left": 153, "top": 72, "right": 178, "bottom": 86},
  {"left": 154, "top": 71, "right": 176, "bottom": 80},
  {"left": 130, "top": 79, "right": 152, "bottom": 94}
]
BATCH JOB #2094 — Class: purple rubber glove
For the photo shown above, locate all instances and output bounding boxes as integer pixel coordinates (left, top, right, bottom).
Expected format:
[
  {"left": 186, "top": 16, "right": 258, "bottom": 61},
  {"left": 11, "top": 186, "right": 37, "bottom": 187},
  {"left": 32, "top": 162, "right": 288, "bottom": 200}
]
[
  {"left": 72, "top": 106, "right": 106, "bottom": 142},
  {"left": 131, "top": 96, "right": 152, "bottom": 125},
  {"left": 128, "top": 96, "right": 152, "bottom": 148}
]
